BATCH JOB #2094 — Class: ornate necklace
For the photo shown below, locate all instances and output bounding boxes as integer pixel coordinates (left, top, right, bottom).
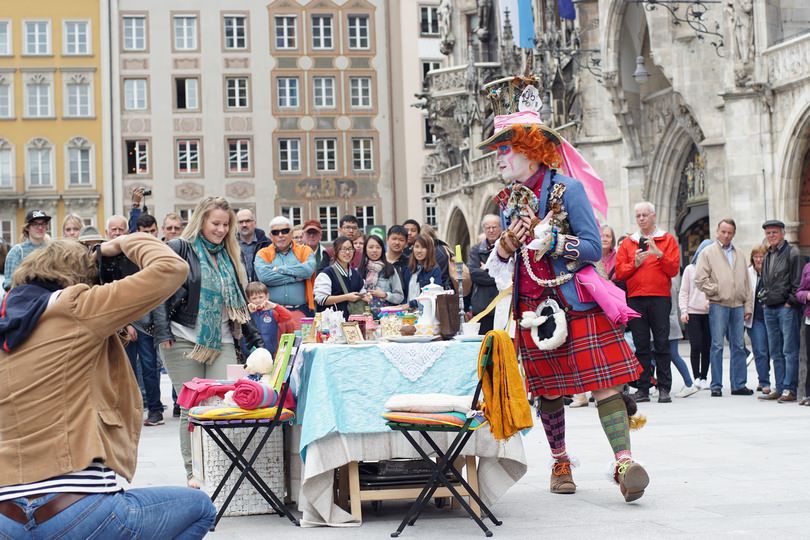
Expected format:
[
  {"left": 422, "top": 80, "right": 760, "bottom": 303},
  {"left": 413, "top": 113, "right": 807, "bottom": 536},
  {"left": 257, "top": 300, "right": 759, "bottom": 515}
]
[{"left": 521, "top": 246, "right": 573, "bottom": 287}]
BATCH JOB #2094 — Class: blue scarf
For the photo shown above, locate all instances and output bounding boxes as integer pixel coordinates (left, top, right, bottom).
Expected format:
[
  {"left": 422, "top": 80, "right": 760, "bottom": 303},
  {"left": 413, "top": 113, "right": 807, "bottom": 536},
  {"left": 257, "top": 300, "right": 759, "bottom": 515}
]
[{"left": 188, "top": 236, "right": 249, "bottom": 363}]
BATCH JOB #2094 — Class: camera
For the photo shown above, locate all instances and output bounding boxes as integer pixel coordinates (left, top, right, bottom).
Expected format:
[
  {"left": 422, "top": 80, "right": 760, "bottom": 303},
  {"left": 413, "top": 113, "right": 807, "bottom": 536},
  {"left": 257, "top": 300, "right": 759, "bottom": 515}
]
[
  {"left": 91, "top": 245, "right": 140, "bottom": 284},
  {"left": 142, "top": 189, "right": 152, "bottom": 196}
]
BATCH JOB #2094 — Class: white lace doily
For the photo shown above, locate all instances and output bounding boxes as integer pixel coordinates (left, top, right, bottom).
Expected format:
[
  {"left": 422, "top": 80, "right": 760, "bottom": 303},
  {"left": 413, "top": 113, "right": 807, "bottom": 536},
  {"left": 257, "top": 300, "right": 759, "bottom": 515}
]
[{"left": 378, "top": 341, "right": 452, "bottom": 382}]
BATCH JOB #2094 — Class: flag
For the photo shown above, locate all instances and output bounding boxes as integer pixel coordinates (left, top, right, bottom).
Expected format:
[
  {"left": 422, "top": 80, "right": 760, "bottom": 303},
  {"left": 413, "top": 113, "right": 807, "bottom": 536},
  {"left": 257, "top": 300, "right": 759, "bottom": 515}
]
[
  {"left": 517, "top": 0, "right": 535, "bottom": 49},
  {"left": 558, "top": 0, "right": 576, "bottom": 20}
]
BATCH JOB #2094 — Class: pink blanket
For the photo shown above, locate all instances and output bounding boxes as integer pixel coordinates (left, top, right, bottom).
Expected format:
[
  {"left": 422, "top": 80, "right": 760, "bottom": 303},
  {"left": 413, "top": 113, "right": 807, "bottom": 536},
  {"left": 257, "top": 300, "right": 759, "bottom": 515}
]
[
  {"left": 575, "top": 266, "right": 640, "bottom": 326},
  {"left": 232, "top": 379, "right": 278, "bottom": 410},
  {"left": 177, "top": 378, "right": 236, "bottom": 409}
]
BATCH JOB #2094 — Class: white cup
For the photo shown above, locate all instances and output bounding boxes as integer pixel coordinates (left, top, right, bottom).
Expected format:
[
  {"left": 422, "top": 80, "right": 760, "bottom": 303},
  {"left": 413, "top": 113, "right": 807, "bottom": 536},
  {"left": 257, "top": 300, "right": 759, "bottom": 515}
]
[{"left": 461, "top": 322, "right": 480, "bottom": 336}]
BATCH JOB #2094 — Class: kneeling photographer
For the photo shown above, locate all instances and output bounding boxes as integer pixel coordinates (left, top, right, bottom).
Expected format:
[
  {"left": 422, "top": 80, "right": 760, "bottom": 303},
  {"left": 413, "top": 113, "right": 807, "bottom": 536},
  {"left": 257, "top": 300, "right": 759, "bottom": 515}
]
[{"left": 0, "top": 233, "right": 216, "bottom": 538}]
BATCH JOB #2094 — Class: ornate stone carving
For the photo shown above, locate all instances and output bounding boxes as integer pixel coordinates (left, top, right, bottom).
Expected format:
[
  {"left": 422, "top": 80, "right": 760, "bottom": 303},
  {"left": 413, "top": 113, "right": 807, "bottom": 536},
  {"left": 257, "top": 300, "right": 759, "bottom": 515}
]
[
  {"left": 226, "top": 181, "right": 255, "bottom": 200},
  {"left": 726, "top": 0, "right": 754, "bottom": 86},
  {"left": 122, "top": 58, "right": 148, "bottom": 70},
  {"left": 175, "top": 182, "right": 204, "bottom": 200},
  {"left": 766, "top": 34, "right": 810, "bottom": 87},
  {"left": 438, "top": 0, "right": 455, "bottom": 55},
  {"left": 174, "top": 118, "right": 202, "bottom": 132},
  {"left": 224, "top": 57, "right": 250, "bottom": 69},
  {"left": 123, "top": 118, "right": 151, "bottom": 134},
  {"left": 225, "top": 117, "right": 253, "bottom": 132},
  {"left": 476, "top": 0, "right": 492, "bottom": 41},
  {"left": 173, "top": 58, "right": 199, "bottom": 70}
]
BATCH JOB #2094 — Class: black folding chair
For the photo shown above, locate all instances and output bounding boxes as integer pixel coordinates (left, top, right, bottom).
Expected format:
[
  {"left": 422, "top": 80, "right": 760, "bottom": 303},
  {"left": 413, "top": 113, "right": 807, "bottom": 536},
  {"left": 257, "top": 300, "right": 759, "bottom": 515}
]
[
  {"left": 188, "top": 335, "right": 301, "bottom": 530},
  {"left": 384, "top": 334, "right": 502, "bottom": 537}
]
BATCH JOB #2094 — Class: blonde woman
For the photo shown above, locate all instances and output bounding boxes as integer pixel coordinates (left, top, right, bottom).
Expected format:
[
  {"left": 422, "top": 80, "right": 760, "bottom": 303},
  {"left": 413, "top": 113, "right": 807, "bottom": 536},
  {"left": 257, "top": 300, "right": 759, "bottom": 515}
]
[
  {"left": 61, "top": 213, "right": 84, "bottom": 240},
  {"left": 153, "top": 197, "right": 264, "bottom": 487}
]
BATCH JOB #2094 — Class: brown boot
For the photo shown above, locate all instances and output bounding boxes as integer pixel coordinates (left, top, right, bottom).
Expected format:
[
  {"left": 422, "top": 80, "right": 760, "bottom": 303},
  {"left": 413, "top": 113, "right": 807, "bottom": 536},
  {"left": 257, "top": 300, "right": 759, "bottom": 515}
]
[
  {"left": 550, "top": 460, "right": 576, "bottom": 494},
  {"left": 615, "top": 461, "right": 649, "bottom": 502}
]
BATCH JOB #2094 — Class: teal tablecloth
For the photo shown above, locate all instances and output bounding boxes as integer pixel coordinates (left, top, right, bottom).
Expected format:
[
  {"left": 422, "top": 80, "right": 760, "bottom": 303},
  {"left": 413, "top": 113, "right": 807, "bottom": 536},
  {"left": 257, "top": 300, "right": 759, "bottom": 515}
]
[{"left": 296, "top": 341, "right": 482, "bottom": 458}]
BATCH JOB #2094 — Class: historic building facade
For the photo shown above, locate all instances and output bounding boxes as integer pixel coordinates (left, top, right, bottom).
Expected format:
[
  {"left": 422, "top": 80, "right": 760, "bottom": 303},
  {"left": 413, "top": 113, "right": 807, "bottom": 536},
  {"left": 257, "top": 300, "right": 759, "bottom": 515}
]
[
  {"left": 425, "top": 0, "right": 810, "bottom": 260},
  {"left": 0, "top": 0, "right": 109, "bottom": 243}
]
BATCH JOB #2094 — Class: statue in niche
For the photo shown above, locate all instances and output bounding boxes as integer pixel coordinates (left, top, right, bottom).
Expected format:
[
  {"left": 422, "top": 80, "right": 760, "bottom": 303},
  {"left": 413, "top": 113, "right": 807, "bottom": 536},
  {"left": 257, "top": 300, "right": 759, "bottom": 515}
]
[
  {"left": 438, "top": 0, "right": 455, "bottom": 55},
  {"left": 476, "top": 0, "right": 492, "bottom": 41},
  {"left": 726, "top": 0, "right": 754, "bottom": 86}
]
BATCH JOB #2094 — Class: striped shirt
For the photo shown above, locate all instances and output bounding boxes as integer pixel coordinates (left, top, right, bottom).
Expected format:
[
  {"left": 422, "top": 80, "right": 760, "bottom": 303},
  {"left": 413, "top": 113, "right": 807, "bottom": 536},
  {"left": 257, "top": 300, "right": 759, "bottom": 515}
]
[{"left": 0, "top": 461, "right": 119, "bottom": 502}]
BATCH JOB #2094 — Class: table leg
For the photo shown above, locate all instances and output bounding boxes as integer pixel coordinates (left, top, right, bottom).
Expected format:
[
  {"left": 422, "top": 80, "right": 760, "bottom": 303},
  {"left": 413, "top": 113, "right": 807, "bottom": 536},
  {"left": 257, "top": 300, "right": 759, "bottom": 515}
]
[
  {"left": 336, "top": 464, "right": 349, "bottom": 513},
  {"left": 348, "top": 461, "right": 362, "bottom": 522}
]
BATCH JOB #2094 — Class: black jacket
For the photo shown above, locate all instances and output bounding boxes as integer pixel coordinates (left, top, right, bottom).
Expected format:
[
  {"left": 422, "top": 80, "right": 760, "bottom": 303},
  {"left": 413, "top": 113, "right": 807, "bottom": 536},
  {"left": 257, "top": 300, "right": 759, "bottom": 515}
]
[
  {"left": 153, "top": 238, "right": 264, "bottom": 350},
  {"left": 468, "top": 239, "right": 498, "bottom": 314},
  {"left": 761, "top": 240, "right": 803, "bottom": 307},
  {"left": 239, "top": 229, "right": 271, "bottom": 282}
]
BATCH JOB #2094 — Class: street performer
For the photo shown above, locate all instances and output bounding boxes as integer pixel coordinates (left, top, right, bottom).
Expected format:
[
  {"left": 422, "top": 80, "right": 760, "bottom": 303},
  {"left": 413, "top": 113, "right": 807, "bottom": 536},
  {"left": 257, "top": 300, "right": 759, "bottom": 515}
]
[{"left": 481, "top": 77, "right": 648, "bottom": 502}]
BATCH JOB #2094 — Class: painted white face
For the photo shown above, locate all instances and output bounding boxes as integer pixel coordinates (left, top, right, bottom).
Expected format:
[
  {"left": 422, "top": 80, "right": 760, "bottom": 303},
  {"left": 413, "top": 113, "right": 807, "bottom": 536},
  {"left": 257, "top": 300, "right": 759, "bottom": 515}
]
[{"left": 496, "top": 144, "right": 534, "bottom": 182}]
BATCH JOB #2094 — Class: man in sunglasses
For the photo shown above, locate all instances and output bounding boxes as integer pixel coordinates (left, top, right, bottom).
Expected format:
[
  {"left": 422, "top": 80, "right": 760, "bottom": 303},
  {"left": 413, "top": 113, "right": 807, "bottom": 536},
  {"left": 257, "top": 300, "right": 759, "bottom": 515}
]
[{"left": 255, "top": 216, "right": 316, "bottom": 328}]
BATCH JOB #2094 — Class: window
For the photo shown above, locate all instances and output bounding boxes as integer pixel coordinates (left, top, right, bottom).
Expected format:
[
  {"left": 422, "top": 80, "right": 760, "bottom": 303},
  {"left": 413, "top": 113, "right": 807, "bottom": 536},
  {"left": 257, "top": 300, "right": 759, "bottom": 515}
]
[
  {"left": 177, "top": 207, "right": 193, "bottom": 225},
  {"left": 173, "top": 15, "right": 197, "bottom": 50},
  {"left": 228, "top": 139, "right": 251, "bottom": 173},
  {"left": 174, "top": 77, "right": 199, "bottom": 110},
  {"left": 0, "top": 220, "right": 12, "bottom": 244},
  {"left": 124, "top": 78, "right": 147, "bottom": 110},
  {"left": 123, "top": 16, "right": 146, "bottom": 51},
  {"left": 125, "top": 139, "right": 149, "bottom": 175},
  {"left": 355, "top": 205, "right": 375, "bottom": 229},
  {"left": 67, "top": 138, "right": 92, "bottom": 186},
  {"left": 420, "top": 6, "right": 439, "bottom": 36},
  {"left": 0, "top": 80, "right": 11, "bottom": 118},
  {"left": 315, "top": 138, "right": 337, "bottom": 172},
  {"left": 281, "top": 206, "right": 303, "bottom": 227},
  {"left": 274, "top": 16, "right": 296, "bottom": 49},
  {"left": 278, "top": 138, "right": 300, "bottom": 172},
  {"left": 0, "top": 141, "right": 13, "bottom": 187},
  {"left": 349, "top": 77, "right": 371, "bottom": 108},
  {"left": 225, "top": 77, "right": 249, "bottom": 109},
  {"left": 424, "top": 182, "right": 437, "bottom": 227},
  {"left": 25, "top": 79, "right": 52, "bottom": 117},
  {"left": 313, "top": 77, "right": 335, "bottom": 108},
  {"left": 64, "top": 21, "right": 90, "bottom": 55},
  {"left": 223, "top": 15, "right": 247, "bottom": 50},
  {"left": 176, "top": 139, "right": 200, "bottom": 174},
  {"left": 423, "top": 115, "right": 436, "bottom": 146},
  {"left": 421, "top": 60, "right": 441, "bottom": 88},
  {"left": 319, "top": 205, "right": 339, "bottom": 241},
  {"left": 311, "top": 15, "right": 333, "bottom": 49},
  {"left": 24, "top": 21, "right": 50, "bottom": 55},
  {"left": 352, "top": 138, "right": 373, "bottom": 171},
  {"left": 66, "top": 80, "right": 91, "bottom": 117},
  {"left": 277, "top": 77, "right": 298, "bottom": 108},
  {"left": 26, "top": 140, "right": 52, "bottom": 187},
  {"left": 0, "top": 21, "right": 11, "bottom": 55},
  {"left": 347, "top": 15, "right": 369, "bottom": 49}
]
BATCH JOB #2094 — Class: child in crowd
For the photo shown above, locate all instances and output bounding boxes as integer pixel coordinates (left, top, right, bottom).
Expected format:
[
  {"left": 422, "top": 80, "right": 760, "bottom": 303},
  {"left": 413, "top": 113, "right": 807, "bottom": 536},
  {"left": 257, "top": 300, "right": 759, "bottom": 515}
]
[{"left": 243, "top": 281, "right": 294, "bottom": 357}]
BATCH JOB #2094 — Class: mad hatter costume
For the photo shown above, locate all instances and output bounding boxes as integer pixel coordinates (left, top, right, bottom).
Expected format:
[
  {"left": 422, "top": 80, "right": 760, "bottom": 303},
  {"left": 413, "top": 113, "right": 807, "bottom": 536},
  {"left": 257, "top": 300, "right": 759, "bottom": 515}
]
[{"left": 482, "top": 77, "right": 648, "bottom": 502}]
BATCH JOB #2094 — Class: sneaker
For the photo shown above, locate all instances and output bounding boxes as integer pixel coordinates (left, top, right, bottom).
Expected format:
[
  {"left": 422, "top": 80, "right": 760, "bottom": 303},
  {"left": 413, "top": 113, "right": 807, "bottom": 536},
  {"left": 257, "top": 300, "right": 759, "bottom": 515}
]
[
  {"left": 549, "top": 460, "right": 577, "bottom": 494},
  {"left": 649, "top": 387, "right": 659, "bottom": 398},
  {"left": 675, "top": 385, "right": 699, "bottom": 398},
  {"left": 569, "top": 393, "right": 589, "bottom": 408},
  {"left": 777, "top": 390, "right": 797, "bottom": 403},
  {"left": 144, "top": 411, "right": 164, "bottom": 426},
  {"left": 631, "top": 391, "right": 650, "bottom": 403},
  {"left": 173, "top": 404, "right": 181, "bottom": 418},
  {"left": 731, "top": 387, "right": 754, "bottom": 396},
  {"left": 758, "top": 390, "right": 780, "bottom": 401},
  {"left": 657, "top": 389, "right": 672, "bottom": 403},
  {"left": 798, "top": 397, "right": 810, "bottom": 406}
]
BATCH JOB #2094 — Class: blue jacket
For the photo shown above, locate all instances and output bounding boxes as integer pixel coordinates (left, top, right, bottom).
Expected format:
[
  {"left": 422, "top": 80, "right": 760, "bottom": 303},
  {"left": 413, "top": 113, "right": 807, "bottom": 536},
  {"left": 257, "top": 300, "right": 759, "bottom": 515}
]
[{"left": 403, "top": 265, "right": 444, "bottom": 307}]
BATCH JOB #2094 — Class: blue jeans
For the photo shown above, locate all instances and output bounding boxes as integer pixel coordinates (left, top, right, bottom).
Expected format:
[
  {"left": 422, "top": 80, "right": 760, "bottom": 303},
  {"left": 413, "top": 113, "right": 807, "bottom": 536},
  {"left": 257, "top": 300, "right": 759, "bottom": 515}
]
[
  {"left": 669, "top": 340, "right": 693, "bottom": 387},
  {"left": 747, "top": 317, "right": 771, "bottom": 387},
  {"left": 0, "top": 487, "right": 215, "bottom": 539},
  {"left": 126, "top": 329, "right": 162, "bottom": 413},
  {"left": 763, "top": 305, "right": 800, "bottom": 394},
  {"left": 708, "top": 304, "right": 747, "bottom": 391}
]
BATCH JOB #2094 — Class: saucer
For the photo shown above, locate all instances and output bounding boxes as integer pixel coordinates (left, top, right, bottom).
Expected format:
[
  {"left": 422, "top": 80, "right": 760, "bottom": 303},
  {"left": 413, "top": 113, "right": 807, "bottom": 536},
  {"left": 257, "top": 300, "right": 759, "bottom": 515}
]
[{"left": 453, "top": 335, "right": 484, "bottom": 342}]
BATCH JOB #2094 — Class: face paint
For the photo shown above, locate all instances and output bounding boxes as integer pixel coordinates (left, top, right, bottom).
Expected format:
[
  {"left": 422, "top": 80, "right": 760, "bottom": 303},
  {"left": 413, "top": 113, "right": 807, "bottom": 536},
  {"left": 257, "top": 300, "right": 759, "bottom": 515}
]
[{"left": 495, "top": 144, "right": 535, "bottom": 182}]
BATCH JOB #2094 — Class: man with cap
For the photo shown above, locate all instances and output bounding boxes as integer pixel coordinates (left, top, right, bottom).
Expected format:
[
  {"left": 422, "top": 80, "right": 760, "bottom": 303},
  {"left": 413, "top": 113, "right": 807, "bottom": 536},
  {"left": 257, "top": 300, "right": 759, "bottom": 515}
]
[
  {"left": 759, "top": 219, "right": 803, "bottom": 403},
  {"left": 302, "top": 219, "right": 329, "bottom": 272},
  {"left": 3, "top": 210, "right": 51, "bottom": 291},
  {"left": 77, "top": 225, "right": 105, "bottom": 248}
]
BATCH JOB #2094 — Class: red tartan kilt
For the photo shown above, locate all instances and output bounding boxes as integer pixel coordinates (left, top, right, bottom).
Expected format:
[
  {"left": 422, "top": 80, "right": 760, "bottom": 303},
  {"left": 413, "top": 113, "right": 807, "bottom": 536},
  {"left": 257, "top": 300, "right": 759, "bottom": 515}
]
[{"left": 518, "top": 297, "right": 642, "bottom": 396}]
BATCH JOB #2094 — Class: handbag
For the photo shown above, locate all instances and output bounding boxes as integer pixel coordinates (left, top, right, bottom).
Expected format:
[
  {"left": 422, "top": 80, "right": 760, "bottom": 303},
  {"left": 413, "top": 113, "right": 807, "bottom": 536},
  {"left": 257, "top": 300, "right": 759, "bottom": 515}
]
[
  {"left": 332, "top": 265, "right": 368, "bottom": 315},
  {"left": 436, "top": 291, "right": 461, "bottom": 338}
]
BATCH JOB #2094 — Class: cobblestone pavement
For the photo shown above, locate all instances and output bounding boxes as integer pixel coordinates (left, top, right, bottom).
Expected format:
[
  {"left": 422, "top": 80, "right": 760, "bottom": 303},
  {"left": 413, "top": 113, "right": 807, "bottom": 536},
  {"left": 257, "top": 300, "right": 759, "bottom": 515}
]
[{"left": 132, "top": 348, "right": 809, "bottom": 539}]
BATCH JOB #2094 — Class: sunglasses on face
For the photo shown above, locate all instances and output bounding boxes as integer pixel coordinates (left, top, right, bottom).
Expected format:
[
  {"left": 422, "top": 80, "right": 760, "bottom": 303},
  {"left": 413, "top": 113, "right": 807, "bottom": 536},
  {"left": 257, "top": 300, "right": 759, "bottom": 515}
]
[{"left": 271, "top": 228, "right": 291, "bottom": 236}]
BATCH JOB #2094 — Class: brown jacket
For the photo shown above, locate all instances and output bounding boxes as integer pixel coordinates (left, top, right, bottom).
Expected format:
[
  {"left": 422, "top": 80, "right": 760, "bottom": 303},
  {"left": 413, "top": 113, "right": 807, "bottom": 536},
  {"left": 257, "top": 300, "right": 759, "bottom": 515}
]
[
  {"left": 694, "top": 241, "right": 752, "bottom": 313},
  {"left": 0, "top": 234, "right": 188, "bottom": 486}
]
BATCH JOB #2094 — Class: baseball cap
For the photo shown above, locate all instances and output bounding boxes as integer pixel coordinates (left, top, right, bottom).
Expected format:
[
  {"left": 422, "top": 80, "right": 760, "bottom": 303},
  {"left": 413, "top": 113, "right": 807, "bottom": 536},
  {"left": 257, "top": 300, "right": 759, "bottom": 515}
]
[
  {"left": 303, "top": 219, "right": 322, "bottom": 232},
  {"left": 25, "top": 209, "right": 52, "bottom": 224}
]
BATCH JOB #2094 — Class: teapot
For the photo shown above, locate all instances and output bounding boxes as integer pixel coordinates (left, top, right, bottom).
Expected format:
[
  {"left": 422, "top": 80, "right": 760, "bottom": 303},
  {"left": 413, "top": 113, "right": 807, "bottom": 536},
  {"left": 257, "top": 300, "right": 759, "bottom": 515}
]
[{"left": 414, "top": 278, "right": 452, "bottom": 335}]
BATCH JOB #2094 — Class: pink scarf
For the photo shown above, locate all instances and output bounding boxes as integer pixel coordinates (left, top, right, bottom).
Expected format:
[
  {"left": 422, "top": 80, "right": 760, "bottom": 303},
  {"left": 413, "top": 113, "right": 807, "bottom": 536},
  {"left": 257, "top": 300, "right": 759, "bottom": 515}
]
[
  {"left": 574, "top": 266, "right": 639, "bottom": 326},
  {"left": 365, "top": 260, "right": 384, "bottom": 289}
]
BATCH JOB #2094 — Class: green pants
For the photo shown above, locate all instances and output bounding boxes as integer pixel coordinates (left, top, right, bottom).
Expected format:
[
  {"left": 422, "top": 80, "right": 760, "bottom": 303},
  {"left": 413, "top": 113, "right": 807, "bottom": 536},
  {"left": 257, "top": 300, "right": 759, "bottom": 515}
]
[{"left": 162, "top": 338, "right": 236, "bottom": 479}]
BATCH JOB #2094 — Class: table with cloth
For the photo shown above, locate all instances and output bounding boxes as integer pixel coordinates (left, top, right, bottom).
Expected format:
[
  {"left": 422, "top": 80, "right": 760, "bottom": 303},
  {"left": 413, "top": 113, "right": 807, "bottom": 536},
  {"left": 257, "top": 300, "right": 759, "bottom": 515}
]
[{"left": 291, "top": 340, "right": 528, "bottom": 527}]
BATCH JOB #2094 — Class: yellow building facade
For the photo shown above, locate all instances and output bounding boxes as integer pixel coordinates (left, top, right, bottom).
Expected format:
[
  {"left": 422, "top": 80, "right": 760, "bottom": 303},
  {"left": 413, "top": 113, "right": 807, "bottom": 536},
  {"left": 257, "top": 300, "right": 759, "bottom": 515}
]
[{"left": 0, "top": 0, "right": 108, "bottom": 243}]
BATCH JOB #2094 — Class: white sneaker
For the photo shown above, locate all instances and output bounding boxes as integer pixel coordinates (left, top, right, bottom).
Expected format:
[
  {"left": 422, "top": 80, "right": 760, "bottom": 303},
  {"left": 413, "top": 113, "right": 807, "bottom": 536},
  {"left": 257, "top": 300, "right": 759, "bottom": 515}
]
[
  {"left": 675, "top": 385, "right": 699, "bottom": 398},
  {"left": 697, "top": 379, "right": 709, "bottom": 390},
  {"left": 650, "top": 387, "right": 659, "bottom": 397}
]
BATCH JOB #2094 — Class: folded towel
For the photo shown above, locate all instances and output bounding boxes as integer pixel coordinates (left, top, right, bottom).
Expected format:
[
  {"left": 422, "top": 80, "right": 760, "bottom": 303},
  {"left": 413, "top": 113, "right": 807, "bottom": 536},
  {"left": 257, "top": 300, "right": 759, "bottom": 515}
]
[
  {"left": 232, "top": 379, "right": 278, "bottom": 410},
  {"left": 177, "top": 378, "right": 236, "bottom": 409}
]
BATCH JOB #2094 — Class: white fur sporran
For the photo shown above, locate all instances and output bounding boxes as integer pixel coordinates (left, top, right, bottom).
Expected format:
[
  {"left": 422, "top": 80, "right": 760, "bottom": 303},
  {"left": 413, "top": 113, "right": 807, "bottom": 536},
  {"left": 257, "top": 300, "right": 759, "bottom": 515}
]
[{"left": 519, "top": 298, "right": 568, "bottom": 351}]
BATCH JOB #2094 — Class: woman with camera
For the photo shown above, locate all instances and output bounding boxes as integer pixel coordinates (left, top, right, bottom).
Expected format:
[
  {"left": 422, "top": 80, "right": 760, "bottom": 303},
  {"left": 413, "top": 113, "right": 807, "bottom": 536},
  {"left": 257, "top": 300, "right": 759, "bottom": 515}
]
[
  {"left": 0, "top": 234, "right": 216, "bottom": 538},
  {"left": 314, "top": 235, "right": 371, "bottom": 319},
  {"left": 153, "top": 196, "right": 263, "bottom": 487}
]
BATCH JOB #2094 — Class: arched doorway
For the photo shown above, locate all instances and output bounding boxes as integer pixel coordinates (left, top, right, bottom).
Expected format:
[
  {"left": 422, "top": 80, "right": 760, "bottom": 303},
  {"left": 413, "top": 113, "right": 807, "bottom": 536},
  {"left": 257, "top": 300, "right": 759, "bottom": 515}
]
[
  {"left": 674, "top": 145, "right": 710, "bottom": 267},
  {"left": 446, "top": 207, "right": 471, "bottom": 260},
  {"left": 798, "top": 150, "right": 810, "bottom": 255}
]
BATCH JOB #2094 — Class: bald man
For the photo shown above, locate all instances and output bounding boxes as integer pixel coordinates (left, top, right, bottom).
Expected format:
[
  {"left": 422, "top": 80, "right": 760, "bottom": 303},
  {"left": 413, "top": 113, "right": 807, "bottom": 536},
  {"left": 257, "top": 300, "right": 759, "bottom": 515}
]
[{"left": 106, "top": 215, "right": 128, "bottom": 240}]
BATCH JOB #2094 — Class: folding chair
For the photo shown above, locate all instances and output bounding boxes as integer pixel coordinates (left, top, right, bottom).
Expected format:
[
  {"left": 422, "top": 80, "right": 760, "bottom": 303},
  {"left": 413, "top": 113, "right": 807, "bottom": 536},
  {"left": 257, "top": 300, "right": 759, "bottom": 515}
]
[
  {"left": 188, "top": 334, "right": 301, "bottom": 530},
  {"left": 383, "top": 334, "right": 502, "bottom": 537}
]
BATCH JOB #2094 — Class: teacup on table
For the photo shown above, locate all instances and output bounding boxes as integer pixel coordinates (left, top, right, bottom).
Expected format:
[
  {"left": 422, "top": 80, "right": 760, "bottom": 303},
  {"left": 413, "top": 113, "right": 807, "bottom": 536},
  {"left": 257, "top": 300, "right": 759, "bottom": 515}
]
[{"left": 461, "top": 322, "right": 480, "bottom": 337}]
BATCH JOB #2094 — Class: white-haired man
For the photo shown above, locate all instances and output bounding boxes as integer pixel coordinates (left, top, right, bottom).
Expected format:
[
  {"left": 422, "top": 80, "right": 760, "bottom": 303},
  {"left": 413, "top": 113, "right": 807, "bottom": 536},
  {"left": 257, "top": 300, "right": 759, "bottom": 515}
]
[
  {"left": 255, "top": 216, "right": 316, "bottom": 327},
  {"left": 468, "top": 214, "right": 502, "bottom": 334},
  {"left": 615, "top": 201, "right": 681, "bottom": 403}
]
